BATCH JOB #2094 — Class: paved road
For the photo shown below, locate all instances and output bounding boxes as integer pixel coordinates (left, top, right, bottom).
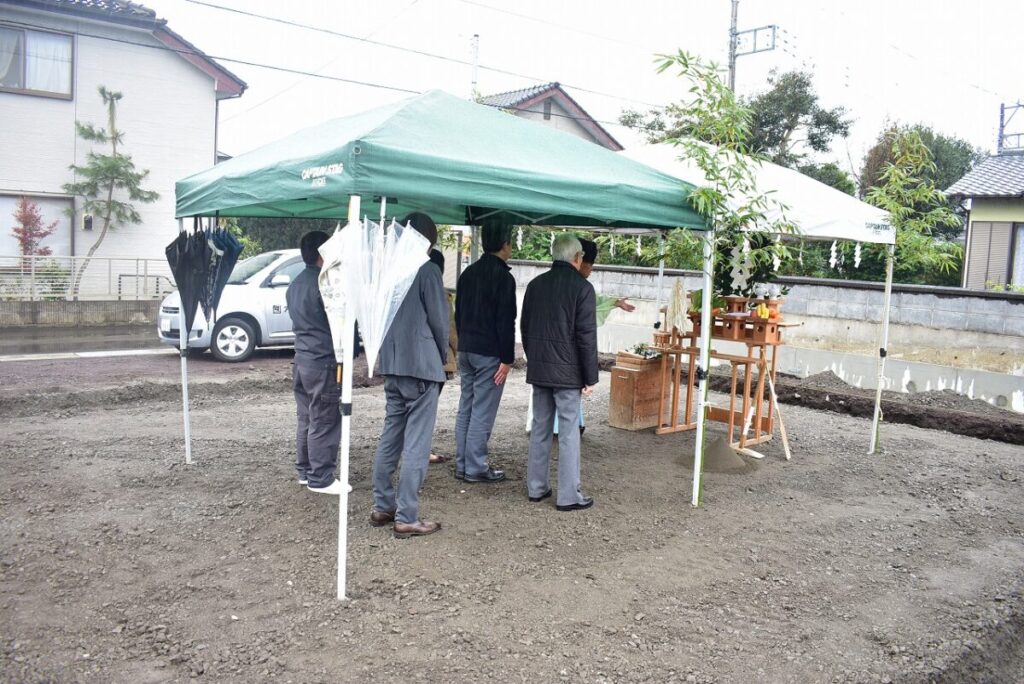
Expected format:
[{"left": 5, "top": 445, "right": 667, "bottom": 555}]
[{"left": 0, "top": 324, "right": 163, "bottom": 356}]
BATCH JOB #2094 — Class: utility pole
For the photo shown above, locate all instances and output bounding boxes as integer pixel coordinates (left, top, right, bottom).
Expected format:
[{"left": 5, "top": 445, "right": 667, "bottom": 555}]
[
  {"left": 727, "top": 0, "right": 739, "bottom": 91},
  {"left": 997, "top": 102, "right": 1024, "bottom": 154},
  {"left": 726, "top": 0, "right": 778, "bottom": 92},
  {"left": 470, "top": 33, "right": 479, "bottom": 100}
]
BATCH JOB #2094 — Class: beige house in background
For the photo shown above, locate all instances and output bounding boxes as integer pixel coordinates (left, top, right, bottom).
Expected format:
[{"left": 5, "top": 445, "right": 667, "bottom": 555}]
[
  {"left": 946, "top": 153, "right": 1024, "bottom": 290},
  {"left": 437, "top": 82, "right": 621, "bottom": 287},
  {"left": 478, "top": 82, "right": 623, "bottom": 152}
]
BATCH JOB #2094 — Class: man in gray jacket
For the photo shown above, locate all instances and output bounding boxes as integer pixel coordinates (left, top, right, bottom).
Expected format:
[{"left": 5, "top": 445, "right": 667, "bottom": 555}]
[
  {"left": 520, "top": 233, "right": 598, "bottom": 511},
  {"left": 371, "top": 213, "right": 449, "bottom": 538}
]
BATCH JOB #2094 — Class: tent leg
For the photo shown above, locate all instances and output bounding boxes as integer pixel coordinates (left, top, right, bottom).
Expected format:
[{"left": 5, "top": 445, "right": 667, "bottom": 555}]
[
  {"left": 337, "top": 193, "right": 360, "bottom": 601},
  {"left": 691, "top": 231, "right": 715, "bottom": 507},
  {"left": 868, "top": 244, "right": 894, "bottom": 455},
  {"left": 654, "top": 231, "right": 666, "bottom": 328},
  {"left": 177, "top": 218, "right": 192, "bottom": 465}
]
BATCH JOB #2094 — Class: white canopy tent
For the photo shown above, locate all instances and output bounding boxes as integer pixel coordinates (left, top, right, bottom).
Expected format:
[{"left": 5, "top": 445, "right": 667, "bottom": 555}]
[{"left": 620, "top": 144, "right": 895, "bottom": 490}]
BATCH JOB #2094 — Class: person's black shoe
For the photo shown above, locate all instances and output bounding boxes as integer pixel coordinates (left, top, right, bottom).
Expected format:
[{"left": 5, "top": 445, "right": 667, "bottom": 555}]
[
  {"left": 556, "top": 496, "right": 594, "bottom": 512},
  {"left": 528, "top": 489, "right": 552, "bottom": 503},
  {"left": 463, "top": 467, "right": 506, "bottom": 483}
]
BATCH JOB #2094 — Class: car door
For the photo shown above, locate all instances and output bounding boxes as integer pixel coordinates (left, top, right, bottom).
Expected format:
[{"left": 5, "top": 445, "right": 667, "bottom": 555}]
[{"left": 262, "top": 257, "right": 305, "bottom": 341}]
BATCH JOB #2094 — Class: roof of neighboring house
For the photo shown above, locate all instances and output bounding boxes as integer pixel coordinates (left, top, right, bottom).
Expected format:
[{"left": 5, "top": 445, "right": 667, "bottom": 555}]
[
  {"left": 478, "top": 82, "right": 623, "bottom": 151},
  {"left": 7, "top": 0, "right": 247, "bottom": 98},
  {"left": 945, "top": 153, "right": 1024, "bottom": 199}
]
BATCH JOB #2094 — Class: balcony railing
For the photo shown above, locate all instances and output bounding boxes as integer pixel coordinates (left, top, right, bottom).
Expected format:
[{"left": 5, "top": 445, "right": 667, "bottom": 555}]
[{"left": 0, "top": 255, "right": 176, "bottom": 301}]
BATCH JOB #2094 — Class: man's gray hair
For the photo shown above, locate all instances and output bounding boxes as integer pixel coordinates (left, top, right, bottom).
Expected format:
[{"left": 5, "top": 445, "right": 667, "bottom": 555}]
[{"left": 551, "top": 233, "right": 583, "bottom": 263}]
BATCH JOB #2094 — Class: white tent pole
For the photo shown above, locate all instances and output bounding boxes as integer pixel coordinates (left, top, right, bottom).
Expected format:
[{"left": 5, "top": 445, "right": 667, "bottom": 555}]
[
  {"left": 337, "top": 194, "right": 359, "bottom": 600},
  {"left": 655, "top": 231, "right": 666, "bottom": 328},
  {"left": 868, "top": 243, "right": 895, "bottom": 455},
  {"left": 177, "top": 217, "right": 193, "bottom": 465},
  {"left": 691, "top": 230, "right": 715, "bottom": 507}
]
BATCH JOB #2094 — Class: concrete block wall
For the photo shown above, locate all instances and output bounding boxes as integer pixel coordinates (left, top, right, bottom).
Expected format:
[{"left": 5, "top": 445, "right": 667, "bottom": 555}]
[
  {"left": 507, "top": 261, "right": 1024, "bottom": 411},
  {"left": 0, "top": 301, "right": 159, "bottom": 327},
  {"left": 511, "top": 262, "right": 1024, "bottom": 342}
]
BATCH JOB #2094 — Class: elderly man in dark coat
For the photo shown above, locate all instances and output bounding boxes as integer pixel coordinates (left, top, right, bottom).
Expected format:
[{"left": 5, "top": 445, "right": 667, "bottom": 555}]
[{"left": 520, "top": 233, "right": 598, "bottom": 511}]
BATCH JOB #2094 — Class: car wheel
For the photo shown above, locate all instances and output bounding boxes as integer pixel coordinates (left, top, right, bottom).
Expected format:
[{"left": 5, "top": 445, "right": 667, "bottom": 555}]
[{"left": 211, "top": 318, "right": 256, "bottom": 362}]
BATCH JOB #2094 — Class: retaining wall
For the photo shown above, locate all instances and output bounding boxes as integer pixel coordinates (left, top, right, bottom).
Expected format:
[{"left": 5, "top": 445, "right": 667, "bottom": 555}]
[{"left": 0, "top": 300, "right": 160, "bottom": 327}]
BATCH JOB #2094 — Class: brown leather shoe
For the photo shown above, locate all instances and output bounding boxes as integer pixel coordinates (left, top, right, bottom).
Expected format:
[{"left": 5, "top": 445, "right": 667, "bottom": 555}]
[
  {"left": 393, "top": 520, "right": 441, "bottom": 539},
  {"left": 369, "top": 509, "right": 396, "bottom": 527}
]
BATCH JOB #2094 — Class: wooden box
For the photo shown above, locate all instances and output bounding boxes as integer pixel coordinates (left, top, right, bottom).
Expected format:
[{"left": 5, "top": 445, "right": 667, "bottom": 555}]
[
  {"left": 609, "top": 355, "right": 671, "bottom": 431},
  {"left": 743, "top": 318, "right": 782, "bottom": 345}
]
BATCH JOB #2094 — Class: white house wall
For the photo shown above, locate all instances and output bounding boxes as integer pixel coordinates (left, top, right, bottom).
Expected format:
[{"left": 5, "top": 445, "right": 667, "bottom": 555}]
[
  {"left": 0, "top": 5, "right": 219, "bottom": 263},
  {"left": 516, "top": 99, "right": 598, "bottom": 145}
]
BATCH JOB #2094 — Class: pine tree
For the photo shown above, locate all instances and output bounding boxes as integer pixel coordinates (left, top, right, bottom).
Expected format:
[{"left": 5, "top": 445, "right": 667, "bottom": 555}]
[
  {"left": 62, "top": 86, "right": 159, "bottom": 297},
  {"left": 11, "top": 196, "right": 58, "bottom": 269}
]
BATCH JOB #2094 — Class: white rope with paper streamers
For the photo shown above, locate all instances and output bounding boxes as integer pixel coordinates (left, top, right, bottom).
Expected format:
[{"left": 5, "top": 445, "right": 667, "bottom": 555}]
[
  {"left": 610, "top": 235, "right": 616, "bottom": 257},
  {"left": 549, "top": 232, "right": 554, "bottom": 252},
  {"left": 829, "top": 240, "right": 838, "bottom": 269},
  {"left": 729, "top": 239, "right": 752, "bottom": 294},
  {"left": 516, "top": 227, "right": 523, "bottom": 251},
  {"left": 854, "top": 242, "right": 862, "bottom": 269},
  {"left": 635, "top": 235, "right": 642, "bottom": 257},
  {"left": 772, "top": 236, "right": 781, "bottom": 273}
]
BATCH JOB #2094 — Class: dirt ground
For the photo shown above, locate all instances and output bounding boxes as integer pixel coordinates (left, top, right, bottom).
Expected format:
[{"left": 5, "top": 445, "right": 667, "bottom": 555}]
[{"left": 2, "top": 350, "right": 1023, "bottom": 683}]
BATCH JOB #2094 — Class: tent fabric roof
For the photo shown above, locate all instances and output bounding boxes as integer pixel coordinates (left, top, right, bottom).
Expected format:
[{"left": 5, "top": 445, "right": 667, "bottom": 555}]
[
  {"left": 945, "top": 153, "right": 1024, "bottom": 199},
  {"left": 621, "top": 144, "right": 895, "bottom": 245},
  {"left": 175, "top": 90, "right": 706, "bottom": 230}
]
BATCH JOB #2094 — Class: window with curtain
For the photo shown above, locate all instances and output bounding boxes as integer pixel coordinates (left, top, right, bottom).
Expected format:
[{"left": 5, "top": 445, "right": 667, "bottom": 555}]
[{"left": 0, "top": 25, "right": 72, "bottom": 98}]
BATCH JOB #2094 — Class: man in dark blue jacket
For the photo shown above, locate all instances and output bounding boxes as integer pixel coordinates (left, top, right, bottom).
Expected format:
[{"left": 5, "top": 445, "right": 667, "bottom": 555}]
[
  {"left": 520, "top": 233, "right": 598, "bottom": 511},
  {"left": 453, "top": 223, "right": 517, "bottom": 483},
  {"left": 287, "top": 231, "right": 345, "bottom": 494}
]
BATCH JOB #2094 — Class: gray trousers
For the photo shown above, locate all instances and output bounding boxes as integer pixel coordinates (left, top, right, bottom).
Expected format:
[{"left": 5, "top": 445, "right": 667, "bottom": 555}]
[
  {"left": 293, "top": 362, "right": 340, "bottom": 488},
  {"left": 455, "top": 352, "right": 506, "bottom": 477},
  {"left": 372, "top": 375, "right": 441, "bottom": 524},
  {"left": 527, "top": 385, "right": 587, "bottom": 507}
]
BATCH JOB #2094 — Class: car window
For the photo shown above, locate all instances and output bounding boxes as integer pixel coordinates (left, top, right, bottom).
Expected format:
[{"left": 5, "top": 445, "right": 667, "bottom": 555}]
[
  {"left": 271, "top": 259, "right": 306, "bottom": 284},
  {"left": 227, "top": 252, "right": 282, "bottom": 284}
]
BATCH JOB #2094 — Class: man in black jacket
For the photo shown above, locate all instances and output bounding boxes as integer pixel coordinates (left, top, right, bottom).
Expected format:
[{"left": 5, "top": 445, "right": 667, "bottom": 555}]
[
  {"left": 453, "top": 223, "right": 516, "bottom": 483},
  {"left": 520, "top": 233, "right": 598, "bottom": 511}
]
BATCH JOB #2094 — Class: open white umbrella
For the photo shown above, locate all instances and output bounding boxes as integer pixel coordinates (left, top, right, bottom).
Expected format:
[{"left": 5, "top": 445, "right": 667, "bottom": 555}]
[{"left": 317, "top": 211, "right": 428, "bottom": 599}]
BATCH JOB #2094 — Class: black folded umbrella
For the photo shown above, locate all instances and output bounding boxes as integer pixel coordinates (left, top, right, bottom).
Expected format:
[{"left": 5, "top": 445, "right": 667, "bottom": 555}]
[
  {"left": 165, "top": 226, "right": 212, "bottom": 336},
  {"left": 207, "top": 229, "right": 242, "bottom": 323}
]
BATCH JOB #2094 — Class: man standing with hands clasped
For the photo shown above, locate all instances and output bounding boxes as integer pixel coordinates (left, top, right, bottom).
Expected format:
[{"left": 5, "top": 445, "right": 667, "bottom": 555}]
[
  {"left": 453, "top": 223, "right": 517, "bottom": 483},
  {"left": 520, "top": 233, "right": 598, "bottom": 511},
  {"left": 371, "top": 213, "right": 449, "bottom": 538}
]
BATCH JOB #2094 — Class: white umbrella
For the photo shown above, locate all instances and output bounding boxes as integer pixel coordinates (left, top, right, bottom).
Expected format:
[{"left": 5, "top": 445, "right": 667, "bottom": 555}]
[{"left": 317, "top": 209, "right": 428, "bottom": 599}]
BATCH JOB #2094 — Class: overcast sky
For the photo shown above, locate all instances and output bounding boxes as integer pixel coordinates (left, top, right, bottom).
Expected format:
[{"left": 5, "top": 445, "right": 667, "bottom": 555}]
[{"left": 144, "top": 0, "right": 1023, "bottom": 176}]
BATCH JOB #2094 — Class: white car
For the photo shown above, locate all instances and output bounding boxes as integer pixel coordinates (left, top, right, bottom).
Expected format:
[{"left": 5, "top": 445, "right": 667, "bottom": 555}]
[{"left": 157, "top": 249, "right": 305, "bottom": 362}]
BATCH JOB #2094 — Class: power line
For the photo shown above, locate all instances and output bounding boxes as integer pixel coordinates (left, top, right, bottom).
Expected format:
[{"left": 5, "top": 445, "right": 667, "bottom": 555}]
[
  {"left": 5, "top": 18, "right": 638, "bottom": 131},
  {"left": 221, "top": 0, "right": 422, "bottom": 123},
  {"left": 450, "top": 0, "right": 653, "bottom": 51},
  {"left": 183, "top": 0, "right": 665, "bottom": 110}
]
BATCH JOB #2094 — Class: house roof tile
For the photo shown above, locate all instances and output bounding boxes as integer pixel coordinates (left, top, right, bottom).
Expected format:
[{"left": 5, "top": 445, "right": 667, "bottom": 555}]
[
  {"left": 478, "top": 82, "right": 560, "bottom": 108},
  {"left": 945, "top": 153, "right": 1024, "bottom": 198}
]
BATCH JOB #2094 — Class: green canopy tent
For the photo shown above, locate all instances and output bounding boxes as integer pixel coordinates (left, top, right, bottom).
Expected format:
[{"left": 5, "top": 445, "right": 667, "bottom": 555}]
[{"left": 174, "top": 89, "right": 714, "bottom": 598}]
